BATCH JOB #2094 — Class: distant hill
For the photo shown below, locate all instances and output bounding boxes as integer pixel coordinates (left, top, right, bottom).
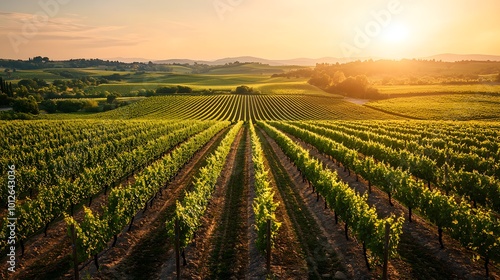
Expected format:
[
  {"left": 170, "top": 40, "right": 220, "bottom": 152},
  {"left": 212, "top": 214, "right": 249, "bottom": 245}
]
[
  {"left": 154, "top": 54, "right": 500, "bottom": 66},
  {"left": 422, "top": 53, "right": 500, "bottom": 62},
  {"left": 105, "top": 57, "right": 152, "bottom": 63},
  {"left": 154, "top": 56, "right": 364, "bottom": 66}
]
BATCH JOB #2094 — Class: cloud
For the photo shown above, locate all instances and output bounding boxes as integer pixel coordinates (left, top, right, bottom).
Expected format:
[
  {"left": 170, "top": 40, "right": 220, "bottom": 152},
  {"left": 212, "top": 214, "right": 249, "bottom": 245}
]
[
  {"left": 0, "top": 11, "right": 123, "bottom": 33},
  {"left": 0, "top": 10, "right": 144, "bottom": 54}
]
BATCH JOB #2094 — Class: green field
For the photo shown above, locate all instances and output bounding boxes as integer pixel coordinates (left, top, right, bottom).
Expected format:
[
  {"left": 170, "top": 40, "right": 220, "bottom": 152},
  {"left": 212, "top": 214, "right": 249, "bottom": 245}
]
[
  {"left": 2, "top": 61, "right": 500, "bottom": 280},
  {"left": 366, "top": 93, "right": 500, "bottom": 120},
  {"left": 376, "top": 84, "right": 500, "bottom": 95},
  {"left": 95, "top": 75, "right": 309, "bottom": 94},
  {"left": 256, "top": 82, "right": 329, "bottom": 95}
]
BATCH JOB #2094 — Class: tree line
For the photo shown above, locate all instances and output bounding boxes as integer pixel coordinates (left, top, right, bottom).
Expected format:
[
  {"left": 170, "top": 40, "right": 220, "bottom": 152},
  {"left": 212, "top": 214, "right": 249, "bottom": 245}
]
[{"left": 307, "top": 69, "right": 381, "bottom": 99}]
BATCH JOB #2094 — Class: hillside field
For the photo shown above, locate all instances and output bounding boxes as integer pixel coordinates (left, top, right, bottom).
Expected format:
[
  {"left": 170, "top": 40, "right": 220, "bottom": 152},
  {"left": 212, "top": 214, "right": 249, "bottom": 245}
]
[{"left": 1, "top": 62, "right": 499, "bottom": 280}]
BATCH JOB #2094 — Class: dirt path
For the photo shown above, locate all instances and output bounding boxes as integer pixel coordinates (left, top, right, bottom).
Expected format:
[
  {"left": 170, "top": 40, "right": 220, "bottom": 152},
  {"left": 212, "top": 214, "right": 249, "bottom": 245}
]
[
  {"left": 246, "top": 127, "right": 269, "bottom": 279},
  {"left": 344, "top": 97, "right": 369, "bottom": 105},
  {"left": 258, "top": 126, "right": 359, "bottom": 279},
  {"left": 283, "top": 129, "right": 500, "bottom": 280},
  {"left": 205, "top": 125, "right": 249, "bottom": 279},
  {"left": 254, "top": 128, "right": 310, "bottom": 279},
  {"left": 1, "top": 168, "right": 131, "bottom": 280},
  {"left": 158, "top": 125, "right": 246, "bottom": 279},
  {"left": 1, "top": 127, "right": 213, "bottom": 280},
  {"left": 88, "top": 126, "right": 231, "bottom": 280}
]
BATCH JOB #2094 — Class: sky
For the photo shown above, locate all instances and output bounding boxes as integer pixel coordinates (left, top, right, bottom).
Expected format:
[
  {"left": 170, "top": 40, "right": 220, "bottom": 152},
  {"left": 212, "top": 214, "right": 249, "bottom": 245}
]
[{"left": 1, "top": 0, "right": 499, "bottom": 61}]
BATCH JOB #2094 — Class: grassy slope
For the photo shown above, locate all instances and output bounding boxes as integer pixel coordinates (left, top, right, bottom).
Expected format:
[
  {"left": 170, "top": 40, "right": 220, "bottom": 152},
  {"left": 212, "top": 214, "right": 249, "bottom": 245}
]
[
  {"left": 8, "top": 63, "right": 500, "bottom": 121},
  {"left": 96, "top": 74, "right": 311, "bottom": 92},
  {"left": 376, "top": 84, "right": 500, "bottom": 95},
  {"left": 366, "top": 94, "right": 500, "bottom": 120}
]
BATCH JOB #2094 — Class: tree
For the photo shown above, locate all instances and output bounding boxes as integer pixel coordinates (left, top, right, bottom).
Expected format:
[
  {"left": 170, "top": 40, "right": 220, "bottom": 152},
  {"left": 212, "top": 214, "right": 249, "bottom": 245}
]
[
  {"left": 13, "top": 97, "right": 39, "bottom": 114},
  {"left": 4, "top": 68, "right": 11, "bottom": 78},
  {"left": 33, "top": 56, "right": 44, "bottom": 64},
  {"left": 16, "top": 86, "right": 29, "bottom": 98},
  {"left": 41, "top": 99, "right": 57, "bottom": 113},
  {"left": 234, "top": 85, "right": 253, "bottom": 94},
  {"left": 106, "top": 94, "right": 117, "bottom": 104},
  {"left": 83, "top": 100, "right": 100, "bottom": 112},
  {"left": 0, "top": 93, "right": 9, "bottom": 106},
  {"left": 332, "top": 71, "right": 346, "bottom": 85},
  {"left": 156, "top": 86, "right": 177, "bottom": 95},
  {"left": 177, "top": 85, "right": 192, "bottom": 93},
  {"left": 33, "top": 77, "right": 48, "bottom": 88},
  {"left": 18, "top": 79, "right": 38, "bottom": 89},
  {"left": 308, "top": 73, "right": 331, "bottom": 88},
  {"left": 56, "top": 100, "right": 85, "bottom": 113},
  {"left": 52, "top": 79, "right": 68, "bottom": 91}
]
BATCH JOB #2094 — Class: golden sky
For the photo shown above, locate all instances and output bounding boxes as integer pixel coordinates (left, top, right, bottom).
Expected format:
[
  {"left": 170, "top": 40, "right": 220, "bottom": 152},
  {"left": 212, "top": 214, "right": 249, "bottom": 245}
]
[{"left": 1, "top": 0, "right": 499, "bottom": 60}]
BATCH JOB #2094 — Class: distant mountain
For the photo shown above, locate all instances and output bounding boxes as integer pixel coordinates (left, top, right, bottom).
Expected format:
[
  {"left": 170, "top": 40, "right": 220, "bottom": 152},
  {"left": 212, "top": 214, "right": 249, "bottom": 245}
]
[
  {"left": 105, "top": 57, "right": 152, "bottom": 63},
  {"left": 423, "top": 53, "right": 500, "bottom": 62},
  {"left": 154, "top": 56, "right": 370, "bottom": 66},
  {"left": 130, "top": 54, "right": 500, "bottom": 66},
  {"left": 153, "top": 58, "right": 208, "bottom": 65}
]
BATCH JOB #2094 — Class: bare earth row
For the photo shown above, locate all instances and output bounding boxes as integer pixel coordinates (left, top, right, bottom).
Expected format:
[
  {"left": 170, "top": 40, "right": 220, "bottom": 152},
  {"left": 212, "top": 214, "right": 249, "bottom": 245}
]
[{"left": 2, "top": 122, "right": 498, "bottom": 279}]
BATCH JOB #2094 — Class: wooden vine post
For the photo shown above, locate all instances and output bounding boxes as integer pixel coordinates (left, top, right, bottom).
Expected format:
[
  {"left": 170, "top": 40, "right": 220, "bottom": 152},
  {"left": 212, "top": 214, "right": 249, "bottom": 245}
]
[
  {"left": 266, "top": 219, "right": 271, "bottom": 274},
  {"left": 382, "top": 222, "right": 390, "bottom": 280},
  {"left": 175, "top": 219, "right": 181, "bottom": 280},
  {"left": 71, "top": 224, "right": 80, "bottom": 280}
]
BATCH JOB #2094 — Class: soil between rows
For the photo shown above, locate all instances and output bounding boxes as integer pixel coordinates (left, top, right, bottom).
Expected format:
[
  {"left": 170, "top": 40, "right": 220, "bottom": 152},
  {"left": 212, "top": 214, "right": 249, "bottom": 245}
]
[
  {"left": 0, "top": 125, "right": 229, "bottom": 280},
  {"left": 90, "top": 126, "right": 231, "bottom": 280},
  {"left": 258, "top": 125, "right": 366, "bottom": 280},
  {"left": 162, "top": 124, "right": 248, "bottom": 279},
  {"left": 4, "top": 122, "right": 497, "bottom": 280},
  {"left": 281, "top": 126, "right": 500, "bottom": 280}
]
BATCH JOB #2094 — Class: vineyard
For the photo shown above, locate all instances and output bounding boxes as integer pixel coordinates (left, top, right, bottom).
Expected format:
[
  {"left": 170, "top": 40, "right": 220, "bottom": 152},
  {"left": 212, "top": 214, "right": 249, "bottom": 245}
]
[
  {"left": 1, "top": 115, "right": 499, "bottom": 279},
  {"left": 97, "top": 94, "right": 398, "bottom": 120},
  {"left": 2, "top": 0, "right": 500, "bottom": 277}
]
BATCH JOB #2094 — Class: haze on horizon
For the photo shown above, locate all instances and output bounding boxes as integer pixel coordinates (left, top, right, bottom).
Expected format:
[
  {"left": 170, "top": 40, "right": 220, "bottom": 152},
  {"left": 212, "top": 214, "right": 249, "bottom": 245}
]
[{"left": 1, "top": 0, "right": 499, "bottom": 61}]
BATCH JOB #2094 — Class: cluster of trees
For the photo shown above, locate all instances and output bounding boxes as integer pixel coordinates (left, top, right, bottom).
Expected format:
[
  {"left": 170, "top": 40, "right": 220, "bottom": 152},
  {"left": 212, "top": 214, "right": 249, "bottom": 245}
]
[
  {"left": 0, "top": 57, "right": 177, "bottom": 73},
  {"left": 51, "top": 77, "right": 106, "bottom": 91},
  {"left": 1, "top": 75, "right": 194, "bottom": 117},
  {"left": 311, "top": 60, "right": 500, "bottom": 85},
  {"left": 0, "top": 77, "right": 14, "bottom": 106},
  {"left": 9, "top": 77, "right": 111, "bottom": 101},
  {"left": 13, "top": 97, "right": 39, "bottom": 114},
  {"left": 271, "top": 68, "right": 313, "bottom": 79},
  {"left": 39, "top": 97, "right": 127, "bottom": 114},
  {"left": 308, "top": 70, "right": 380, "bottom": 99},
  {"left": 0, "top": 77, "right": 14, "bottom": 97},
  {"left": 156, "top": 85, "right": 192, "bottom": 94},
  {"left": 233, "top": 85, "right": 260, "bottom": 94},
  {"left": 136, "top": 85, "right": 194, "bottom": 97},
  {"left": 0, "top": 57, "right": 196, "bottom": 118},
  {"left": 1, "top": 76, "right": 128, "bottom": 117},
  {"left": 0, "top": 57, "right": 152, "bottom": 70}
]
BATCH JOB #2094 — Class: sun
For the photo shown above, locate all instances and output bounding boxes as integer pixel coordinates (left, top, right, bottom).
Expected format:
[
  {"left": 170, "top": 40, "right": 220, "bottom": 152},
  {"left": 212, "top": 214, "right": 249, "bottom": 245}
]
[{"left": 383, "top": 23, "right": 409, "bottom": 43}]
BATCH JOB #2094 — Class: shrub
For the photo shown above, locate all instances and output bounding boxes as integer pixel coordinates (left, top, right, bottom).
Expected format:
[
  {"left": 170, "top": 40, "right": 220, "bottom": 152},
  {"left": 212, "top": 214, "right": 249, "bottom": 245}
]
[
  {"left": 234, "top": 85, "right": 254, "bottom": 94},
  {"left": 0, "top": 111, "right": 36, "bottom": 120},
  {"left": 177, "top": 85, "right": 192, "bottom": 93},
  {"left": 156, "top": 86, "right": 177, "bottom": 95},
  {"left": 41, "top": 99, "right": 57, "bottom": 113},
  {"left": 107, "top": 94, "right": 117, "bottom": 103},
  {"left": 13, "top": 97, "right": 39, "bottom": 114},
  {"left": 56, "top": 100, "right": 85, "bottom": 113}
]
